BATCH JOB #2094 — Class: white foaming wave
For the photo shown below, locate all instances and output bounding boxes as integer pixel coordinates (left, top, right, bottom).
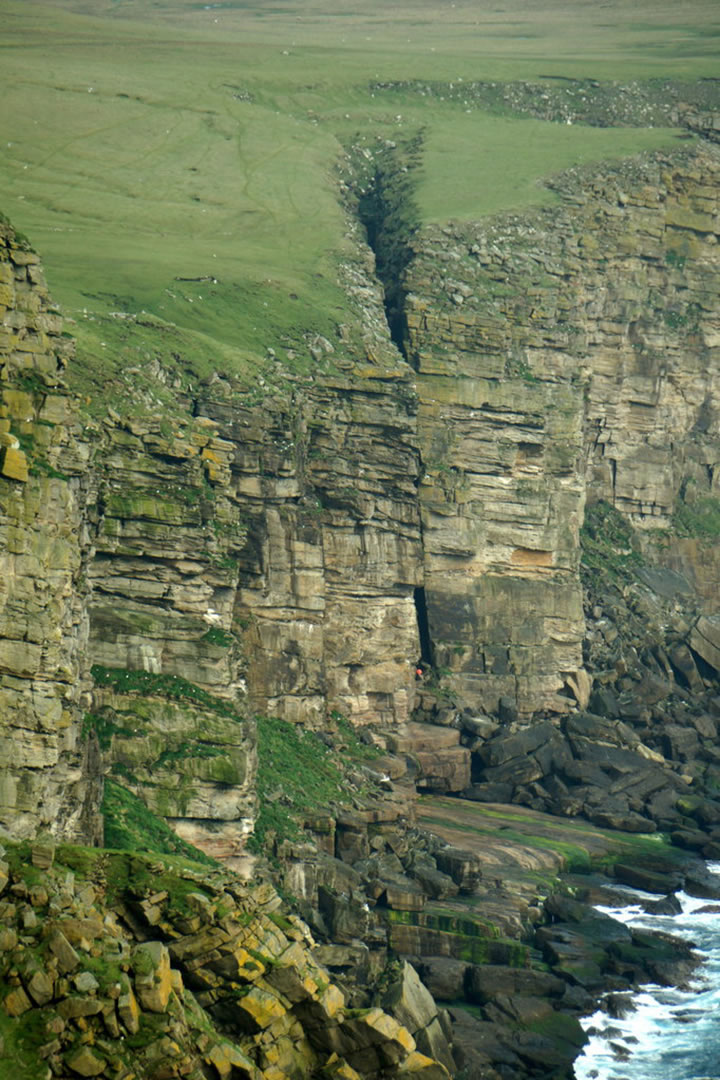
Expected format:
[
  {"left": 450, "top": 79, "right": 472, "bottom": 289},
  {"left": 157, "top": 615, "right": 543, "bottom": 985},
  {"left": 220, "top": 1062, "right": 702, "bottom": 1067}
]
[{"left": 574, "top": 862, "right": 720, "bottom": 1079}]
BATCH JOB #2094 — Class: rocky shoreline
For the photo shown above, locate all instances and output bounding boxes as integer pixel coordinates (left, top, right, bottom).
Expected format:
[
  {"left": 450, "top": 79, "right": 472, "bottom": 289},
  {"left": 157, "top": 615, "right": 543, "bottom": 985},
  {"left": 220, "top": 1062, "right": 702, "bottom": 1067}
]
[{"left": 2, "top": 799, "right": 716, "bottom": 1080}]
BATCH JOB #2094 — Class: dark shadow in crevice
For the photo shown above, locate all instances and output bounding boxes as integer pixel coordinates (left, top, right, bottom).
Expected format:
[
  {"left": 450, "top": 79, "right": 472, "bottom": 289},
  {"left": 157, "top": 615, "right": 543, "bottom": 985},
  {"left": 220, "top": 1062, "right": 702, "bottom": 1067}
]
[
  {"left": 414, "top": 586, "right": 434, "bottom": 668},
  {"left": 355, "top": 134, "right": 423, "bottom": 362}
]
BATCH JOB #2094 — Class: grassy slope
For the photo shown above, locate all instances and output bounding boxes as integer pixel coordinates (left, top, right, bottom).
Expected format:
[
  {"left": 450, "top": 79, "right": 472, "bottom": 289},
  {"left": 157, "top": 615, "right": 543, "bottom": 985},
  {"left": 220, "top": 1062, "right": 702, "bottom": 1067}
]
[{"left": 1, "top": 0, "right": 718, "bottom": 382}]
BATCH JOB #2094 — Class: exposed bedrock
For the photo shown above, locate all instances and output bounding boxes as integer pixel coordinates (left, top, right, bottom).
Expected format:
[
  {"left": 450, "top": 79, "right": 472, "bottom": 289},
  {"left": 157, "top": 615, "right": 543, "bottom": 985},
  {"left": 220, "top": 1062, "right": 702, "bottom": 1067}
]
[
  {"left": 3, "top": 139, "right": 720, "bottom": 851},
  {"left": 0, "top": 225, "right": 101, "bottom": 843},
  {"left": 404, "top": 140, "right": 720, "bottom": 715}
]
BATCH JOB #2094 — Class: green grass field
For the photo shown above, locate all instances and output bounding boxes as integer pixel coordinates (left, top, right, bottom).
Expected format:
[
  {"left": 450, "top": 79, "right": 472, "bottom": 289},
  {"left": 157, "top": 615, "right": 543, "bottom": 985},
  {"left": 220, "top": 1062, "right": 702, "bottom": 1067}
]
[{"left": 1, "top": 0, "right": 718, "bottom": 385}]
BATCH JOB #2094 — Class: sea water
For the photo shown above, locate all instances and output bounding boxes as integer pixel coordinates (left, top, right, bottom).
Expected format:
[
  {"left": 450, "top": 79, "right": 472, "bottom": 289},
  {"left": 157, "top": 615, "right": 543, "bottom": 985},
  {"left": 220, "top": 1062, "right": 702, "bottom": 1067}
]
[{"left": 574, "top": 863, "right": 720, "bottom": 1080}]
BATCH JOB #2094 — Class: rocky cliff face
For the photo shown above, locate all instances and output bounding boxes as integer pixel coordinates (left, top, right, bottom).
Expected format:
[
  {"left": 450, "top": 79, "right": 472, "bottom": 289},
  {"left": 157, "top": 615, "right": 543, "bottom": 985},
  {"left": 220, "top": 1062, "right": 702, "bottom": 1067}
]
[
  {"left": 2, "top": 138, "right": 720, "bottom": 848},
  {"left": 407, "top": 140, "right": 720, "bottom": 715},
  {"left": 4, "top": 122, "right": 720, "bottom": 1080},
  {"left": 0, "top": 216, "right": 428, "bottom": 852},
  {"left": 0, "top": 837, "right": 454, "bottom": 1080},
  {"left": 0, "top": 222, "right": 100, "bottom": 843}
]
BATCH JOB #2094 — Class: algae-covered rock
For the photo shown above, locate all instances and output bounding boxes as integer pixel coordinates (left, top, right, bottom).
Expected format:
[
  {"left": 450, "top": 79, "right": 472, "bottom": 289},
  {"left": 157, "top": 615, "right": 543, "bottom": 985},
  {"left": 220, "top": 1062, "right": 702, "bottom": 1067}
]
[
  {"left": 132, "top": 942, "right": 175, "bottom": 1012},
  {"left": 0, "top": 843, "right": 452, "bottom": 1080}
]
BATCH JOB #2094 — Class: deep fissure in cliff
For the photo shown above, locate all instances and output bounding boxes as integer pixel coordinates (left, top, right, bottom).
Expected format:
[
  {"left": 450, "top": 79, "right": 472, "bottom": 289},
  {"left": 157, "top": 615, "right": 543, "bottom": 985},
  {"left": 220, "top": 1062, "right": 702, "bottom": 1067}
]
[
  {"left": 413, "top": 587, "right": 434, "bottom": 669},
  {"left": 355, "top": 134, "right": 423, "bottom": 357},
  {"left": 352, "top": 133, "right": 436, "bottom": 671}
]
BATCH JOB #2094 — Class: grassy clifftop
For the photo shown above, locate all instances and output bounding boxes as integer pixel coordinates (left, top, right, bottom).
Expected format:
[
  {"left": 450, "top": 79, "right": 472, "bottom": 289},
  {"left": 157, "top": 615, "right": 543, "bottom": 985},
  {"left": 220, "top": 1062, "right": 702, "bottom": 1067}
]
[{"left": 2, "top": 0, "right": 717, "bottom": 394}]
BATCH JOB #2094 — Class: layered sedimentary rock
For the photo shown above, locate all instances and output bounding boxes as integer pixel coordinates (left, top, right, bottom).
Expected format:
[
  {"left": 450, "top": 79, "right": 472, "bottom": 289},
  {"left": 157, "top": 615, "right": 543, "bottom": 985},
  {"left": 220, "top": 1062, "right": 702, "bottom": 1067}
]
[
  {"left": 86, "top": 244, "right": 423, "bottom": 734},
  {"left": 196, "top": 362, "right": 422, "bottom": 728},
  {"left": 0, "top": 839, "right": 453, "bottom": 1080},
  {"left": 0, "top": 222, "right": 100, "bottom": 842},
  {"left": 405, "top": 140, "right": 720, "bottom": 715},
  {"left": 2, "top": 137, "right": 720, "bottom": 846}
]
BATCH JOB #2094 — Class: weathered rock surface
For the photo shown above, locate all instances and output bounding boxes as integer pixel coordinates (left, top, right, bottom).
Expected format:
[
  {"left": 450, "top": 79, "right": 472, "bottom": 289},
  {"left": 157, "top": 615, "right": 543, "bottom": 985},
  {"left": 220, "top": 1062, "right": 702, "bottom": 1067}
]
[
  {"left": 0, "top": 222, "right": 101, "bottom": 843},
  {"left": 3, "top": 123, "right": 720, "bottom": 1080},
  {"left": 5, "top": 140, "right": 720, "bottom": 854},
  {"left": 405, "top": 141, "right": 720, "bottom": 716},
  {"left": 0, "top": 840, "right": 450, "bottom": 1080}
]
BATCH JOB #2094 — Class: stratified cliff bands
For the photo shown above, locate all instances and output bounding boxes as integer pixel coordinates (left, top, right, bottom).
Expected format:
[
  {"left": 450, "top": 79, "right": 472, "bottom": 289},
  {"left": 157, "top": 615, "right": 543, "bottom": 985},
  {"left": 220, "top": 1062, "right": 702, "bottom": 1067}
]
[
  {"left": 3, "top": 136, "right": 720, "bottom": 845},
  {"left": 0, "top": 227, "right": 100, "bottom": 844},
  {"left": 2, "top": 133, "right": 720, "bottom": 1080},
  {"left": 409, "top": 142, "right": 720, "bottom": 715}
]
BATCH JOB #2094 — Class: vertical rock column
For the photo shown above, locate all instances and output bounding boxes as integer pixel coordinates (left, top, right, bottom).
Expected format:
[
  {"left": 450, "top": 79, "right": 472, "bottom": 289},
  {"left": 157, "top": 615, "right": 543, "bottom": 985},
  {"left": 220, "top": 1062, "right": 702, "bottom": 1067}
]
[
  {"left": 404, "top": 142, "right": 720, "bottom": 718},
  {"left": 405, "top": 227, "right": 587, "bottom": 718},
  {"left": 0, "top": 220, "right": 100, "bottom": 842}
]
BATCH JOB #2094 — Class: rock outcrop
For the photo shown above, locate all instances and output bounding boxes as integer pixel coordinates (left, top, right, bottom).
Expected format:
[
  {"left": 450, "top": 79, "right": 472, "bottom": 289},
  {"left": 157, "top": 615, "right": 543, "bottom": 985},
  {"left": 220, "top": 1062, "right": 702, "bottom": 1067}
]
[
  {"left": 0, "top": 838, "right": 453, "bottom": 1080},
  {"left": 0, "top": 222, "right": 100, "bottom": 843},
  {"left": 405, "top": 140, "right": 720, "bottom": 716},
  {"left": 3, "top": 116, "right": 720, "bottom": 1080},
  {"left": 4, "top": 137, "right": 720, "bottom": 844}
]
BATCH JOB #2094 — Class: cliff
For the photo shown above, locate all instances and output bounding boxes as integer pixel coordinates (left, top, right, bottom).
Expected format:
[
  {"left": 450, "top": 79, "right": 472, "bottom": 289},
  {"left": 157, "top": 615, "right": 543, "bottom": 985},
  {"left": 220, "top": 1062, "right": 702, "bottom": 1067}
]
[
  {"left": 0, "top": 223, "right": 100, "bottom": 844},
  {"left": 408, "top": 140, "right": 720, "bottom": 716},
  {"left": 2, "top": 138, "right": 720, "bottom": 848},
  {"left": 3, "top": 130, "right": 720, "bottom": 1080}
]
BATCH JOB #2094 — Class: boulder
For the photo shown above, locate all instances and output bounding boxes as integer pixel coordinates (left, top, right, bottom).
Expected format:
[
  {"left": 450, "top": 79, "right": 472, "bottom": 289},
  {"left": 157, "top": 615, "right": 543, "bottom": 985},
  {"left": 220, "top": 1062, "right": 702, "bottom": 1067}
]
[
  {"left": 613, "top": 862, "right": 684, "bottom": 895},
  {"left": 396, "top": 1050, "right": 451, "bottom": 1079},
  {"left": 65, "top": 1047, "right": 107, "bottom": 1077},
  {"left": 49, "top": 928, "right": 80, "bottom": 973},
  {"left": 669, "top": 644, "right": 705, "bottom": 693},
  {"left": 344, "top": 1007, "right": 416, "bottom": 1068},
  {"left": 434, "top": 847, "right": 482, "bottom": 893},
  {"left": 445, "top": 1009, "right": 520, "bottom": 1075},
  {"left": 565, "top": 712, "right": 639, "bottom": 749},
  {"left": 26, "top": 968, "right": 54, "bottom": 1007},
  {"left": 3, "top": 986, "right": 31, "bottom": 1016},
  {"left": 683, "top": 866, "right": 720, "bottom": 900},
  {"left": 414, "top": 1016, "right": 456, "bottom": 1073},
  {"left": 417, "top": 957, "right": 468, "bottom": 1001},
  {"left": 461, "top": 782, "right": 514, "bottom": 803},
  {"left": 645, "top": 893, "right": 682, "bottom": 916},
  {"left": 132, "top": 941, "right": 174, "bottom": 1013},
  {"left": 410, "top": 864, "right": 459, "bottom": 901},
  {"left": 382, "top": 962, "right": 437, "bottom": 1033},
  {"left": 690, "top": 615, "right": 720, "bottom": 672},
  {"left": 118, "top": 985, "right": 141, "bottom": 1034},
  {"left": 590, "top": 809, "right": 657, "bottom": 833},
  {"left": 465, "top": 964, "right": 565, "bottom": 1004},
  {"left": 479, "top": 722, "right": 557, "bottom": 768},
  {"left": 662, "top": 724, "right": 700, "bottom": 761}
]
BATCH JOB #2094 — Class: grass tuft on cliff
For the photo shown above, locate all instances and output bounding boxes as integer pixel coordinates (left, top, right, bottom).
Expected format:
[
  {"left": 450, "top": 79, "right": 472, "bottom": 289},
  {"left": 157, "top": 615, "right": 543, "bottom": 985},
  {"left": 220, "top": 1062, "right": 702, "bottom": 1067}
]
[
  {"left": 90, "top": 665, "right": 239, "bottom": 718},
  {"left": 672, "top": 493, "right": 720, "bottom": 542},
  {"left": 249, "top": 714, "right": 381, "bottom": 853},
  {"left": 89, "top": 665, "right": 380, "bottom": 859},
  {"left": 580, "top": 499, "right": 644, "bottom": 587},
  {"left": 102, "top": 778, "right": 218, "bottom": 865}
]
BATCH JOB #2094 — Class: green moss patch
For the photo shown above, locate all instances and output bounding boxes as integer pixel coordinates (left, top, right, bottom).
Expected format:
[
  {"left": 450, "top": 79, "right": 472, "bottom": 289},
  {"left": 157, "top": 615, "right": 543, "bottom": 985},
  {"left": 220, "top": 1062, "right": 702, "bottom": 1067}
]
[
  {"left": 673, "top": 494, "right": 720, "bottom": 541},
  {"left": 102, "top": 778, "right": 217, "bottom": 865},
  {"left": 249, "top": 714, "right": 380, "bottom": 853},
  {"left": 91, "top": 666, "right": 239, "bottom": 719},
  {"left": 581, "top": 498, "right": 644, "bottom": 587},
  {"left": 0, "top": 1006, "right": 51, "bottom": 1079}
]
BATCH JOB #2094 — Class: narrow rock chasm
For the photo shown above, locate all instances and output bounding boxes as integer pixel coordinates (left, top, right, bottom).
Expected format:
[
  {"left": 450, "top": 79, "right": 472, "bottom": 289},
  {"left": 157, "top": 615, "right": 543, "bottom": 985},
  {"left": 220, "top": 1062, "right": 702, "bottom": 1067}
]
[
  {"left": 413, "top": 586, "right": 434, "bottom": 669},
  {"left": 355, "top": 134, "right": 422, "bottom": 359}
]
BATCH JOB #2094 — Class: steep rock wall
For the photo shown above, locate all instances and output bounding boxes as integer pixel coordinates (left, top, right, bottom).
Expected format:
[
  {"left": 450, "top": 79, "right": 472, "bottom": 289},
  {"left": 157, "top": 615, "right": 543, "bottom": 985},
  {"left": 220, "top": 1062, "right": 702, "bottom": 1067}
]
[
  {"left": 79, "top": 244, "right": 423, "bottom": 856},
  {"left": 85, "top": 248, "right": 423, "bottom": 733},
  {"left": 194, "top": 362, "right": 422, "bottom": 729},
  {"left": 0, "top": 210, "right": 425, "bottom": 848},
  {"left": 0, "top": 222, "right": 101, "bottom": 842},
  {"left": 2, "top": 138, "right": 720, "bottom": 848},
  {"left": 404, "top": 140, "right": 720, "bottom": 716}
]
